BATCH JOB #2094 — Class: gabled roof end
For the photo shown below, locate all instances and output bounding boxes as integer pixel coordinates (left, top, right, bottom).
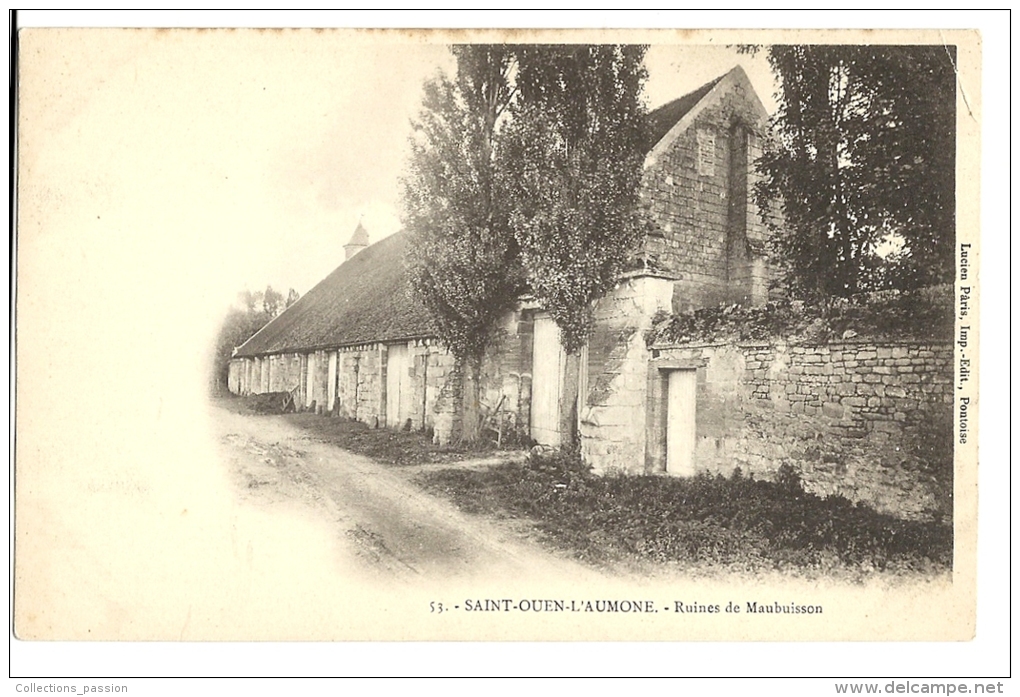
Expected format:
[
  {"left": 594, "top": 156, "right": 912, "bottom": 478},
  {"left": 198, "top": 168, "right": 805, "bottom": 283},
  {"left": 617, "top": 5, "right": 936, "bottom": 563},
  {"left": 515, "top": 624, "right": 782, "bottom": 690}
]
[{"left": 644, "top": 65, "right": 769, "bottom": 170}]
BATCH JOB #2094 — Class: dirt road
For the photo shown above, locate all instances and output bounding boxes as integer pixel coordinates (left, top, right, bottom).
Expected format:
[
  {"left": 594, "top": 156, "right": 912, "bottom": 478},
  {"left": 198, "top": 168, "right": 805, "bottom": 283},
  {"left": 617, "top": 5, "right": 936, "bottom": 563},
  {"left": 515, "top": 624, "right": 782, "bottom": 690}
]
[{"left": 213, "top": 405, "right": 597, "bottom": 583}]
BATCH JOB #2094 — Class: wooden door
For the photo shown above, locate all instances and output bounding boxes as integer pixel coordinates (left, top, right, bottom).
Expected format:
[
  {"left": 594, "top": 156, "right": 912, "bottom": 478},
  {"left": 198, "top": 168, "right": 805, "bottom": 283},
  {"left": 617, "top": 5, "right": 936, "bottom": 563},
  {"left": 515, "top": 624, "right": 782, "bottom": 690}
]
[{"left": 386, "top": 344, "right": 409, "bottom": 428}]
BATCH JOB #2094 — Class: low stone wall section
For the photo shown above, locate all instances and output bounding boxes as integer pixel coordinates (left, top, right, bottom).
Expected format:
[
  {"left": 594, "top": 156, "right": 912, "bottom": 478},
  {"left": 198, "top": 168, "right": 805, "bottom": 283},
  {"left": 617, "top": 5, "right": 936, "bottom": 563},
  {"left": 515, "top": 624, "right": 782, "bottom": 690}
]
[{"left": 650, "top": 340, "right": 954, "bottom": 521}]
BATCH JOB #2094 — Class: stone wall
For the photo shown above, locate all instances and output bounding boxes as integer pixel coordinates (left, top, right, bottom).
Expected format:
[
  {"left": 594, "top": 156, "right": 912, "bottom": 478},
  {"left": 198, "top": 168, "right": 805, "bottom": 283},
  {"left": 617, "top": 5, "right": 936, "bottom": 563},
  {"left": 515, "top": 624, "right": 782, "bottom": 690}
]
[
  {"left": 409, "top": 342, "right": 454, "bottom": 435},
  {"left": 405, "top": 310, "right": 536, "bottom": 446},
  {"left": 258, "top": 356, "right": 268, "bottom": 393},
  {"left": 227, "top": 360, "right": 239, "bottom": 394},
  {"left": 267, "top": 353, "right": 302, "bottom": 395},
  {"left": 429, "top": 353, "right": 461, "bottom": 446},
  {"left": 648, "top": 339, "right": 954, "bottom": 521},
  {"left": 227, "top": 303, "right": 575, "bottom": 448},
  {"left": 314, "top": 349, "right": 331, "bottom": 411},
  {"left": 580, "top": 276, "right": 673, "bottom": 473},
  {"left": 641, "top": 75, "right": 770, "bottom": 311},
  {"left": 477, "top": 309, "right": 534, "bottom": 442},
  {"left": 336, "top": 345, "right": 381, "bottom": 423},
  {"left": 228, "top": 356, "right": 269, "bottom": 396}
]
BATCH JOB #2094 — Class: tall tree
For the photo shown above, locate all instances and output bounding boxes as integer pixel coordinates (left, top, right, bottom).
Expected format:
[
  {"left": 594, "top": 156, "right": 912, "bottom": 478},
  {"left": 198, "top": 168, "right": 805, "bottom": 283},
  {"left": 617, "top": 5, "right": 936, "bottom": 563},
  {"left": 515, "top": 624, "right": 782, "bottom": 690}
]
[
  {"left": 401, "top": 45, "right": 524, "bottom": 441},
  {"left": 489, "top": 45, "right": 649, "bottom": 449},
  {"left": 502, "top": 45, "right": 649, "bottom": 354},
  {"left": 755, "top": 45, "right": 956, "bottom": 298},
  {"left": 262, "top": 285, "right": 284, "bottom": 316}
]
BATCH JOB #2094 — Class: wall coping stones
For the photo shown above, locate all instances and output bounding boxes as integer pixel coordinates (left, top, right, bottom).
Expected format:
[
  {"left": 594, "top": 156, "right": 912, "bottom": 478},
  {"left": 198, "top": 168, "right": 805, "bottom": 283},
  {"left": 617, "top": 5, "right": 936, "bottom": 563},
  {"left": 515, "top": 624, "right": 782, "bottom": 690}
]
[{"left": 653, "top": 338, "right": 954, "bottom": 351}]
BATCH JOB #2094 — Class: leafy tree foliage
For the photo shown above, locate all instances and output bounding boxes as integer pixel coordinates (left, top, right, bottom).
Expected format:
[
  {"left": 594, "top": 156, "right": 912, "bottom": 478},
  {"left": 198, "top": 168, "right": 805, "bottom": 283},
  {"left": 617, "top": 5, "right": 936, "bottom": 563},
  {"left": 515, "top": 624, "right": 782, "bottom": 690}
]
[
  {"left": 401, "top": 45, "right": 525, "bottom": 440},
  {"left": 402, "top": 44, "right": 650, "bottom": 440},
  {"left": 261, "top": 285, "right": 285, "bottom": 316},
  {"left": 212, "top": 285, "right": 298, "bottom": 392},
  {"left": 502, "top": 45, "right": 649, "bottom": 354},
  {"left": 756, "top": 45, "right": 956, "bottom": 298}
]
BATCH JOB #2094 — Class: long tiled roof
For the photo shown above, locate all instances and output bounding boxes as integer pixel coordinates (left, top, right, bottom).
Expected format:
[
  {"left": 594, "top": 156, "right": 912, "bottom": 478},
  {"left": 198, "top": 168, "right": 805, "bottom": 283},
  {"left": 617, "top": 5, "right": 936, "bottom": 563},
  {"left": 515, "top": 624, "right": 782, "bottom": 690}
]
[{"left": 233, "top": 231, "right": 434, "bottom": 357}]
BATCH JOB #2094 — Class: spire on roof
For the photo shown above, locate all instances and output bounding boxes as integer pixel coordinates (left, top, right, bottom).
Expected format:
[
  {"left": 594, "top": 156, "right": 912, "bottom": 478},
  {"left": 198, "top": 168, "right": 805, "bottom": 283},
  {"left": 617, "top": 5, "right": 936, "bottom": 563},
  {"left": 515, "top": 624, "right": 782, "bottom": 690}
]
[
  {"left": 349, "top": 221, "right": 369, "bottom": 246},
  {"left": 344, "top": 221, "right": 370, "bottom": 260}
]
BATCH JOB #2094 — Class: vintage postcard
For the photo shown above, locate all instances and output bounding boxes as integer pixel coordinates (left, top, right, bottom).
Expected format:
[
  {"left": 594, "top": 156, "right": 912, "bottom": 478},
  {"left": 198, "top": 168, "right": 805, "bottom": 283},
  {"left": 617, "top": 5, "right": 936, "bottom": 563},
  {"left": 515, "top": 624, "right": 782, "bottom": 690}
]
[{"left": 14, "top": 25, "right": 981, "bottom": 648}]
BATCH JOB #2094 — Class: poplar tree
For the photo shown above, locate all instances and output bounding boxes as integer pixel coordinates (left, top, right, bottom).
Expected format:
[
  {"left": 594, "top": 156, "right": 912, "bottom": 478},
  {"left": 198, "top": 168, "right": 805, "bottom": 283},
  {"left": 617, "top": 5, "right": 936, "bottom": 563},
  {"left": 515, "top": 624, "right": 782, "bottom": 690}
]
[
  {"left": 502, "top": 44, "right": 649, "bottom": 355},
  {"left": 401, "top": 45, "right": 524, "bottom": 441}
]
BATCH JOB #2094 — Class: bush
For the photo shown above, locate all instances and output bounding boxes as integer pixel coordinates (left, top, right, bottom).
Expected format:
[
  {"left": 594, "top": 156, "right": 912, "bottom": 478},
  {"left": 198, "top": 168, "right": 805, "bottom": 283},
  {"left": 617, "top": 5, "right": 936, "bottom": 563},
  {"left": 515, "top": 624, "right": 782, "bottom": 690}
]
[{"left": 652, "top": 284, "right": 954, "bottom": 346}]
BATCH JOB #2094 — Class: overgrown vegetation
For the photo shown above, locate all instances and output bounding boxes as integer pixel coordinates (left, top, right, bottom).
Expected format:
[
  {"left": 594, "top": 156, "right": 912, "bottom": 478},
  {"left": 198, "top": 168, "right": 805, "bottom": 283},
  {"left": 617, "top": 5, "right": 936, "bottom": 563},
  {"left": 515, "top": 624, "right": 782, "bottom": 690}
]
[
  {"left": 420, "top": 451, "right": 952, "bottom": 577},
  {"left": 651, "top": 284, "right": 953, "bottom": 346},
  {"left": 754, "top": 45, "right": 956, "bottom": 298}
]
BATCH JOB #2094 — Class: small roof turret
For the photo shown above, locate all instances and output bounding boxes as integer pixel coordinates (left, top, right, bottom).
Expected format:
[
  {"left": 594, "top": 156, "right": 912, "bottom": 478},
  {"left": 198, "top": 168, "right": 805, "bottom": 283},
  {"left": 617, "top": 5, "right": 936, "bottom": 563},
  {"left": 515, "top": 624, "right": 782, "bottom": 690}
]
[{"left": 344, "top": 221, "right": 370, "bottom": 260}]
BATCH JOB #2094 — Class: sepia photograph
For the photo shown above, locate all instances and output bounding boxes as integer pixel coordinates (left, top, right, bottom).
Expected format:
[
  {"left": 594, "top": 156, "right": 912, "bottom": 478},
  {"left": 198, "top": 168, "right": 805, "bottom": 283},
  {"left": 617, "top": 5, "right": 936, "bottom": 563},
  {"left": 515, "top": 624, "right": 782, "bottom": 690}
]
[{"left": 11, "top": 11, "right": 1003, "bottom": 683}]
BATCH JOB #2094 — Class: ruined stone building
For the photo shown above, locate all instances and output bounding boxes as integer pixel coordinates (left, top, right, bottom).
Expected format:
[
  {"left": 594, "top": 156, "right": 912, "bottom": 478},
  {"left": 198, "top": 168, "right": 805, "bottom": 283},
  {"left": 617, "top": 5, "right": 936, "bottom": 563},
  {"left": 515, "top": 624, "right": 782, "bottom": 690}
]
[{"left": 227, "top": 66, "right": 951, "bottom": 521}]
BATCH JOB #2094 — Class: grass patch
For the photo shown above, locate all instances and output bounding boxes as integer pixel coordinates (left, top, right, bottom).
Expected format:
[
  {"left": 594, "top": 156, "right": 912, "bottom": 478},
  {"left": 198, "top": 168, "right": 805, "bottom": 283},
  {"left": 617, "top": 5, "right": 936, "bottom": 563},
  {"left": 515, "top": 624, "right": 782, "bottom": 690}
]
[
  {"left": 282, "top": 412, "right": 518, "bottom": 467},
  {"left": 419, "top": 453, "right": 953, "bottom": 577},
  {"left": 214, "top": 395, "right": 523, "bottom": 466}
]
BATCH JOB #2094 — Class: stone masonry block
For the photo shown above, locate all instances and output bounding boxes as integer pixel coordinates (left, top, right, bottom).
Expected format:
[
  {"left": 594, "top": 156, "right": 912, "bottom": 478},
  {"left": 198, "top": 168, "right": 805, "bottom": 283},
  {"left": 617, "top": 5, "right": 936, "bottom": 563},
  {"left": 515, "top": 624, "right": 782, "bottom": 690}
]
[{"left": 822, "top": 402, "right": 844, "bottom": 419}]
